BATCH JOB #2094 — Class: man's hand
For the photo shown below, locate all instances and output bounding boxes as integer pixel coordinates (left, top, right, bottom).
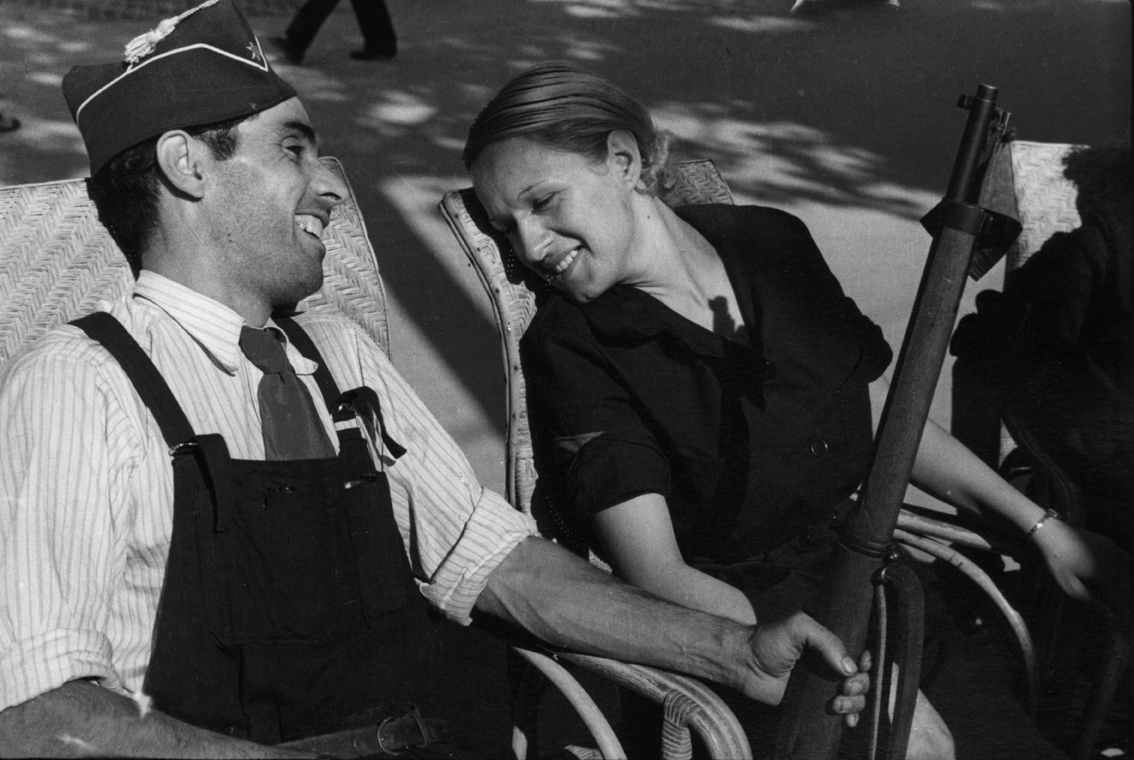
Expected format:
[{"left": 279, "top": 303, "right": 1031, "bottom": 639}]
[
  {"left": 479, "top": 537, "right": 872, "bottom": 723},
  {"left": 738, "top": 612, "right": 869, "bottom": 727}
]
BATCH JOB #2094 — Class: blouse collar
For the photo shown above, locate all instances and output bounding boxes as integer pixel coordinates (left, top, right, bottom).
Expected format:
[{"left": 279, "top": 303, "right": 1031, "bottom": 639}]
[{"left": 576, "top": 204, "right": 761, "bottom": 360}]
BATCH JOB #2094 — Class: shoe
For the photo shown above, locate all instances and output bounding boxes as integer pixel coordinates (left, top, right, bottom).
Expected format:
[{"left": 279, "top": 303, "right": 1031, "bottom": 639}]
[
  {"left": 349, "top": 42, "right": 396, "bottom": 61},
  {"left": 269, "top": 35, "right": 304, "bottom": 65}
]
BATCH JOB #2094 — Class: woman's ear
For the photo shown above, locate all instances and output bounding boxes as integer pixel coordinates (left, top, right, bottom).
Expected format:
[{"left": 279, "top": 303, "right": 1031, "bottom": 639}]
[
  {"left": 606, "top": 129, "right": 643, "bottom": 188},
  {"left": 155, "top": 131, "right": 207, "bottom": 199}
]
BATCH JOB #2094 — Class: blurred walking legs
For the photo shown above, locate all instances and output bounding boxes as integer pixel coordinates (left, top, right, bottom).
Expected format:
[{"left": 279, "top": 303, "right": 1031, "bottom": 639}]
[{"left": 272, "top": 0, "right": 396, "bottom": 64}]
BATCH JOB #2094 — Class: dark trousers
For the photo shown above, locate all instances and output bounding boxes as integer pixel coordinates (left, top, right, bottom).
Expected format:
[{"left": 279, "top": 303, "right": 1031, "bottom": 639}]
[{"left": 285, "top": 0, "right": 396, "bottom": 53}]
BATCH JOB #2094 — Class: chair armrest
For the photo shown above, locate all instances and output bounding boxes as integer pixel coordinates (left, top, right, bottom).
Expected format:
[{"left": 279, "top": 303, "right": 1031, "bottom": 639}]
[
  {"left": 557, "top": 652, "right": 752, "bottom": 760},
  {"left": 512, "top": 644, "right": 752, "bottom": 760},
  {"left": 891, "top": 528, "right": 1038, "bottom": 708},
  {"left": 512, "top": 646, "right": 626, "bottom": 759},
  {"left": 896, "top": 508, "right": 1021, "bottom": 555}
]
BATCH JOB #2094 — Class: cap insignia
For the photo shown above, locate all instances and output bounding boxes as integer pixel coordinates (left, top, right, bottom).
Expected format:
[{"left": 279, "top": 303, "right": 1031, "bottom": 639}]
[{"left": 124, "top": 0, "right": 222, "bottom": 65}]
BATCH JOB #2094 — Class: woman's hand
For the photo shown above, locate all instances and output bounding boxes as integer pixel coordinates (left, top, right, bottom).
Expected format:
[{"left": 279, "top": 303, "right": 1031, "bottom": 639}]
[
  {"left": 1031, "top": 519, "right": 1129, "bottom": 618},
  {"left": 740, "top": 611, "right": 870, "bottom": 727},
  {"left": 903, "top": 414, "right": 1129, "bottom": 620}
]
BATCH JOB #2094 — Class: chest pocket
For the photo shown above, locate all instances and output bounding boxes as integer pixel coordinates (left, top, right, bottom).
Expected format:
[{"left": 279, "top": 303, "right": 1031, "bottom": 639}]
[{"left": 192, "top": 407, "right": 415, "bottom": 645}]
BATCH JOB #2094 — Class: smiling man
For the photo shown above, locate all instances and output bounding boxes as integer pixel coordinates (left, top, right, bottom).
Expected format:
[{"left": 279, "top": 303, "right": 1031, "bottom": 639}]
[{"left": 0, "top": 2, "right": 871, "bottom": 756}]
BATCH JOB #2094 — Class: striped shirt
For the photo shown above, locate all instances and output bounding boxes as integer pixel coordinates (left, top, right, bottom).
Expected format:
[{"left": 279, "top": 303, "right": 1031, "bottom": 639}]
[{"left": 0, "top": 271, "right": 535, "bottom": 712}]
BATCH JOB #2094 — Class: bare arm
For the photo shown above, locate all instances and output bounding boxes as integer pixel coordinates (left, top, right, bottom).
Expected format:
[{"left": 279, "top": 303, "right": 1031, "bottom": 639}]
[
  {"left": 0, "top": 680, "right": 310, "bottom": 759},
  {"left": 476, "top": 536, "right": 867, "bottom": 716},
  {"left": 914, "top": 414, "right": 1128, "bottom": 610},
  {"left": 594, "top": 493, "right": 757, "bottom": 625},
  {"left": 868, "top": 377, "right": 1042, "bottom": 525},
  {"left": 870, "top": 378, "right": 1128, "bottom": 612}
]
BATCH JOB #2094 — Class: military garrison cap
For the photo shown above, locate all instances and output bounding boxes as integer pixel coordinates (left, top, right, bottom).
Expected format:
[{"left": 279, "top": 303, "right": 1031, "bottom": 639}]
[{"left": 62, "top": 0, "right": 296, "bottom": 176}]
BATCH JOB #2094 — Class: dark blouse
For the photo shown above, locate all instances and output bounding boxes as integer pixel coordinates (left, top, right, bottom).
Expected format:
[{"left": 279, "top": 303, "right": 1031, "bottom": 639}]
[{"left": 521, "top": 204, "right": 892, "bottom": 563}]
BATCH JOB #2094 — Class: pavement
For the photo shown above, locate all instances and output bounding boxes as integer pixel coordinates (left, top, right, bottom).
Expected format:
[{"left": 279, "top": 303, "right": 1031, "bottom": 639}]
[
  {"left": 1, "top": 0, "right": 1130, "bottom": 498},
  {"left": 0, "top": 0, "right": 1130, "bottom": 754},
  {"left": 1, "top": 0, "right": 302, "bottom": 20}
]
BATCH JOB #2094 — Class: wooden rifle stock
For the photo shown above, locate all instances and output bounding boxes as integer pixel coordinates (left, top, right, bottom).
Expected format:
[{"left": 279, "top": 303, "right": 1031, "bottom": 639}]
[{"left": 773, "top": 84, "right": 1014, "bottom": 760}]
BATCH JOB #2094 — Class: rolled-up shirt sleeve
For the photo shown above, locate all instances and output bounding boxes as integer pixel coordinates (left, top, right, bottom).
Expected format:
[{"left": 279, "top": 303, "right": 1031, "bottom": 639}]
[
  {"left": 408, "top": 483, "right": 535, "bottom": 624},
  {"left": 522, "top": 314, "right": 671, "bottom": 518},
  {"left": 0, "top": 342, "right": 133, "bottom": 711},
  {"left": 326, "top": 322, "right": 537, "bottom": 625}
]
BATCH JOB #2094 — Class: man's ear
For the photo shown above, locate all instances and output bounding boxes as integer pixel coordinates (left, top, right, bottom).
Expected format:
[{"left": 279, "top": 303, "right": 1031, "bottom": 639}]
[
  {"left": 606, "top": 129, "right": 643, "bottom": 188},
  {"left": 155, "top": 131, "right": 208, "bottom": 199}
]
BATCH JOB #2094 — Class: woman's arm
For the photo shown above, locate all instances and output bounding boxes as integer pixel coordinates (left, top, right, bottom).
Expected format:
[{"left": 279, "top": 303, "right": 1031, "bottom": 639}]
[
  {"left": 593, "top": 493, "right": 757, "bottom": 625},
  {"left": 869, "top": 378, "right": 1128, "bottom": 611},
  {"left": 477, "top": 536, "right": 867, "bottom": 719},
  {"left": 914, "top": 414, "right": 1127, "bottom": 610}
]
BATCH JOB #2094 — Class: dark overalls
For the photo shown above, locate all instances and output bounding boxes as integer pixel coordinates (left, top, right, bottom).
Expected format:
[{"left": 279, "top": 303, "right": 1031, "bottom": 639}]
[{"left": 73, "top": 313, "right": 511, "bottom": 757}]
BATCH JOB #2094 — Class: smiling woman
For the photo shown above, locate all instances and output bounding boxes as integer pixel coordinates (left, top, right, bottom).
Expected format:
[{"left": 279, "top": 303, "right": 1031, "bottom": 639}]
[
  {"left": 463, "top": 60, "right": 1126, "bottom": 760},
  {"left": 470, "top": 135, "right": 643, "bottom": 303}
]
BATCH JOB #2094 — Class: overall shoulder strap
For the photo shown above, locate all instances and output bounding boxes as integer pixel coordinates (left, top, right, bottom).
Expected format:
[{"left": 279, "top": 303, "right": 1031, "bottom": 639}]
[
  {"left": 70, "top": 312, "right": 197, "bottom": 449},
  {"left": 274, "top": 316, "right": 405, "bottom": 459}
]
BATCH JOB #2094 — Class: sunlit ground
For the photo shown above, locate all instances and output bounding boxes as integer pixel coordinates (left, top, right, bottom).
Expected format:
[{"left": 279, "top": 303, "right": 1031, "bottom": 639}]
[
  {"left": 1, "top": 0, "right": 1129, "bottom": 506},
  {"left": 0, "top": 2, "right": 1130, "bottom": 754}
]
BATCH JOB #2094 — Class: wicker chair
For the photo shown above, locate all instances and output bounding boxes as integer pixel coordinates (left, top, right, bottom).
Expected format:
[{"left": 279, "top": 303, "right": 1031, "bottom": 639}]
[
  {"left": 0, "top": 159, "right": 390, "bottom": 364},
  {"left": 0, "top": 158, "right": 748, "bottom": 760},
  {"left": 439, "top": 158, "right": 1064, "bottom": 758}
]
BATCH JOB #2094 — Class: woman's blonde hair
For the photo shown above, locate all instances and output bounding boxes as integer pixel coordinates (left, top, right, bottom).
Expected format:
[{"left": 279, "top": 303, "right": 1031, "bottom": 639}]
[{"left": 463, "top": 60, "right": 675, "bottom": 195}]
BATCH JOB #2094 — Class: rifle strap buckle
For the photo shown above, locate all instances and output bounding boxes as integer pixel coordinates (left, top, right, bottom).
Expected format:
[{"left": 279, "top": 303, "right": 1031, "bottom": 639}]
[{"left": 919, "top": 199, "right": 1022, "bottom": 280}]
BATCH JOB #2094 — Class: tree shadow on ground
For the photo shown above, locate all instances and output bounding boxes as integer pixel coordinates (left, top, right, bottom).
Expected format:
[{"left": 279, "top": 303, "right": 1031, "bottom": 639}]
[{"left": 1, "top": 0, "right": 1129, "bottom": 452}]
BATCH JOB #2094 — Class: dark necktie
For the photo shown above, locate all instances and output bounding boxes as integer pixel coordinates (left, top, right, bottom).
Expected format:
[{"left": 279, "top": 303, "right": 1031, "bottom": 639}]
[{"left": 239, "top": 325, "right": 337, "bottom": 461}]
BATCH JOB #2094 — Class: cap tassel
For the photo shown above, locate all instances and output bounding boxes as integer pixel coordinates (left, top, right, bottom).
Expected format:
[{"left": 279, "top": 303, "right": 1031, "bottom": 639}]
[{"left": 124, "top": 0, "right": 222, "bottom": 65}]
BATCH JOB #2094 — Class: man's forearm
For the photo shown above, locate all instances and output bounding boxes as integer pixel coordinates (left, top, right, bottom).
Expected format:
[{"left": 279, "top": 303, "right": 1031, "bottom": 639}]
[
  {"left": 0, "top": 679, "right": 307, "bottom": 758},
  {"left": 476, "top": 537, "right": 753, "bottom": 694}
]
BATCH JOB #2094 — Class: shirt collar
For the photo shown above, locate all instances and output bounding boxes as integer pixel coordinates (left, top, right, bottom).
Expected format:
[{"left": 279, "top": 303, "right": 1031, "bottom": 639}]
[{"left": 132, "top": 271, "right": 319, "bottom": 375}]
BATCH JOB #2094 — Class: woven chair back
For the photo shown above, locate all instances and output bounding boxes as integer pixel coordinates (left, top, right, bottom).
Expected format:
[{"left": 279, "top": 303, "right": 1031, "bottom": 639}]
[
  {"left": 1005, "top": 141, "right": 1083, "bottom": 270},
  {"left": 0, "top": 157, "right": 389, "bottom": 370},
  {"left": 980, "top": 142, "right": 1082, "bottom": 465}
]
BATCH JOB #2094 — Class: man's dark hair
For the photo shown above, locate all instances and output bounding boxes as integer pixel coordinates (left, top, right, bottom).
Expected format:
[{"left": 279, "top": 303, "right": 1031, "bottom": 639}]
[{"left": 87, "top": 113, "right": 251, "bottom": 273}]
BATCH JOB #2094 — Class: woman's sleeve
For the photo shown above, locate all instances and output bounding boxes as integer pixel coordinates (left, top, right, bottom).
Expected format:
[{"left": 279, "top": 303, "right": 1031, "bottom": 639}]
[
  {"left": 771, "top": 208, "right": 893, "bottom": 384},
  {"left": 522, "top": 315, "right": 671, "bottom": 517},
  {"left": 842, "top": 294, "right": 892, "bottom": 384}
]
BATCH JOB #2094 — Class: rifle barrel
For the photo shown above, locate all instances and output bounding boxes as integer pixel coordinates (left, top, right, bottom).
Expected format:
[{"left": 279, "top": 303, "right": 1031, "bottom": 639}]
[{"left": 773, "top": 85, "right": 1002, "bottom": 760}]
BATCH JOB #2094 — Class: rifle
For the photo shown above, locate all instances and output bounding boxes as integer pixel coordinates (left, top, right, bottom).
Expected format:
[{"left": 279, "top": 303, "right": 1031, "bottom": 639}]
[{"left": 773, "top": 84, "right": 1020, "bottom": 760}]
